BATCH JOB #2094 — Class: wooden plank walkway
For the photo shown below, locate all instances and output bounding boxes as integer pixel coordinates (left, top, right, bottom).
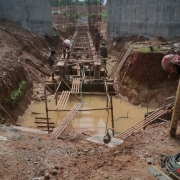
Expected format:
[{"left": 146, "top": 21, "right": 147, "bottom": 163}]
[
  {"left": 55, "top": 91, "right": 70, "bottom": 111},
  {"left": 116, "top": 108, "right": 168, "bottom": 140},
  {"left": 52, "top": 103, "right": 82, "bottom": 138},
  {"left": 71, "top": 78, "right": 80, "bottom": 94}
]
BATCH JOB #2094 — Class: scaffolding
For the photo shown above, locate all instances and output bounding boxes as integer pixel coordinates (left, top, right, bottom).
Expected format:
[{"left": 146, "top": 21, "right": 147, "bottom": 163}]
[{"left": 52, "top": 0, "right": 103, "bottom": 42}]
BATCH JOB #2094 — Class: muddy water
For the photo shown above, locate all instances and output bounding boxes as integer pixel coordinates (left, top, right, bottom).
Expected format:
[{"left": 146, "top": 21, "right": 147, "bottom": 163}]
[{"left": 21, "top": 95, "right": 155, "bottom": 134}]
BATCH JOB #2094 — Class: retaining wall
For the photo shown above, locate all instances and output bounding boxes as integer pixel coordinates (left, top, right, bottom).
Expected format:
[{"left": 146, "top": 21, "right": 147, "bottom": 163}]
[
  {"left": 107, "top": 0, "right": 180, "bottom": 40},
  {"left": 0, "top": 0, "right": 52, "bottom": 35}
]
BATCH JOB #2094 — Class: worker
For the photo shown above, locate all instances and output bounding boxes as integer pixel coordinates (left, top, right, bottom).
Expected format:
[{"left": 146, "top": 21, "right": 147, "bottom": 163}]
[
  {"left": 62, "top": 38, "right": 72, "bottom": 59},
  {"left": 100, "top": 42, "right": 108, "bottom": 66},
  {"left": 48, "top": 50, "right": 56, "bottom": 80},
  {"left": 94, "top": 29, "right": 102, "bottom": 52},
  {"left": 161, "top": 54, "right": 180, "bottom": 75}
]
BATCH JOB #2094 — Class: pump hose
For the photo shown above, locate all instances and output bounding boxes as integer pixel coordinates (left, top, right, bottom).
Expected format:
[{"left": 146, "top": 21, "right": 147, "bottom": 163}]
[{"left": 163, "top": 153, "right": 180, "bottom": 176}]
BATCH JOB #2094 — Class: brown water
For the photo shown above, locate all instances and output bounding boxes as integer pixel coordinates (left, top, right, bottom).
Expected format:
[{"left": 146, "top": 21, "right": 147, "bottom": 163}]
[{"left": 21, "top": 95, "right": 154, "bottom": 134}]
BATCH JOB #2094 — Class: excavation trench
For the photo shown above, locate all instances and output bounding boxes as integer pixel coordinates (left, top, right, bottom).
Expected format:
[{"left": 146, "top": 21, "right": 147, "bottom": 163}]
[
  {"left": 0, "top": 21, "right": 177, "bottom": 137},
  {"left": 19, "top": 48, "right": 177, "bottom": 136},
  {"left": 15, "top": 47, "right": 177, "bottom": 136}
]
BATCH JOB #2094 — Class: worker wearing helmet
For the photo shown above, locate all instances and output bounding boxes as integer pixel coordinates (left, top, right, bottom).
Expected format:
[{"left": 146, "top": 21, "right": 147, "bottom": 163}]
[{"left": 161, "top": 54, "right": 180, "bottom": 75}]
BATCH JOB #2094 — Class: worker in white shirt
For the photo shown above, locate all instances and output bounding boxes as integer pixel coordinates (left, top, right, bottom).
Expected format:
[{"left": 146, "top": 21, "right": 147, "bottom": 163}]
[{"left": 62, "top": 39, "right": 72, "bottom": 59}]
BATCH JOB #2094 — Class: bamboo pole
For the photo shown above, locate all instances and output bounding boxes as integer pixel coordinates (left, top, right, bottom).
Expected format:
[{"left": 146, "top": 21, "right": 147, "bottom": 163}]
[
  {"left": 118, "top": 109, "right": 164, "bottom": 138},
  {"left": 48, "top": 107, "right": 111, "bottom": 112},
  {"left": 110, "top": 96, "right": 115, "bottom": 137},
  {"left": 117, "top": 109, "right": 167, "bottom": 140},
  {"left": 47, "top": 80, "right": 62, "bottom": 109},
  {"left": 27, "top": 66, "right": 54, "bottom": 94},
  {"left": 0, "top": 105, "right": 16, "bottom": 125},
  {"left": 43, "top": 80, "right": 50, "bottom": 134},
  {"left": 170, "top": 78, "right": 180, "bottom": 135}
]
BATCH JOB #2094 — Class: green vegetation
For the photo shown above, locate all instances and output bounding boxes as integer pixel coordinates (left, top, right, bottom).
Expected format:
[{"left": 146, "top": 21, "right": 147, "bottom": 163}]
[
  {"left": 51, "top": 0, "right": 105, "bottom": 7},
  {"left": 100, "top": 10, "right": 107, "bottom": 18},
  {"left": 62, "top": 11, "right": 67, "bottom": 17},
  {"left": 53, "top": 10, "right": 83, "bottom": 19},
  {"left": 134, "top": 46, "right": 161, "bottom": 53},
  {"left": 88, "top": 13, "right": 95, "bottom": 18},
  {"left": 6, "top": 80, "right": 27, "bottom": 108},
  {"left": 84, "top": 0, "right": 105, "bottom": 5},
  {"left": 76, "top": 12, "right": 83, "bottom": 19},
  {"left": 52, "top": 11, "right": 60, "bottom": 15}
]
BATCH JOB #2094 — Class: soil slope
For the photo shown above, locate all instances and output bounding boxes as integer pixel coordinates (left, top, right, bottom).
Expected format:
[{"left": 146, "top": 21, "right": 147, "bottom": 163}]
[
  {"left": 0, "top": 20, "right": 60, "bottom": 123},
  {"left": 110, "top": 37, "right": 179, "bottom": 105}
]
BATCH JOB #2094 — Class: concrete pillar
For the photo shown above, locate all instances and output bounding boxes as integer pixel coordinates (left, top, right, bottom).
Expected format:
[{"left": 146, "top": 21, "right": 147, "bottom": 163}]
[
  {"left": 107, "top": 0, "right": 180, "bottom": 40},
  {"left": 0, "top": 0, "right": 52, "bottom": 35}
]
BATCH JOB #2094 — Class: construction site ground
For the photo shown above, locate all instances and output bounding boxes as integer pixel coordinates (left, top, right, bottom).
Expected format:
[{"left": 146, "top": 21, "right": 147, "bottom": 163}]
[
  {"left": 0, "top": 16, "right": 180, "bottom": 179},
  {"left": 0, "top": 122, "right": 180, "bottom": 180}
]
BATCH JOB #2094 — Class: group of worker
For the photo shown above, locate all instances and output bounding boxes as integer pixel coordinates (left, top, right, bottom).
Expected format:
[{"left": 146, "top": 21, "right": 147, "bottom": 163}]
[
  {"left": 48, "top": 32, "right": 108, "bottom": 80},
  {"left": 48, "top": 34, "right": 180, "bottom": 81},
  {"left": 48, "top": 38, "right": 72, "bottom": 80}
]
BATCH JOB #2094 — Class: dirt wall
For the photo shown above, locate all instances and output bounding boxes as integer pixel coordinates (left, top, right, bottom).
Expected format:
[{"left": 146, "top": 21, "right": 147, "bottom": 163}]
[
  {"left": 0, "top": 20, "right": 60, "bottom": 123},
  {"left": 117, "top": 52, "right": 178, "bottom": 105}
]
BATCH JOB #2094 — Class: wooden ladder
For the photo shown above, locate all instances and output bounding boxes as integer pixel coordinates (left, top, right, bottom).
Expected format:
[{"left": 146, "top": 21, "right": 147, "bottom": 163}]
[{"left": 35, "top": 117, "right": 55, "bottom": 132}]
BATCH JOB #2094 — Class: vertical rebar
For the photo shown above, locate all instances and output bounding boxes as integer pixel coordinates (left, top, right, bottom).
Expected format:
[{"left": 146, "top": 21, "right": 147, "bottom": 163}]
[{"left": 55, "top": 83, "right": 57, "bottom": 105}]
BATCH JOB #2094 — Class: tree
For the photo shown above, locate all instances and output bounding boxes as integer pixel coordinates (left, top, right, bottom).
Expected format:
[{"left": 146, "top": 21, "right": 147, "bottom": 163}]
[
  {"left": 84, "top": 0, "right": 104, "bottom": 5},
  {"left": 51, "top": 0, "right": 59, "bottom": 7},
  {"left": 51, "top": 0, "right": 88, "bottom": 7},
  {"left": 50, "top": 0, "right": 104, "bottom": 7}
]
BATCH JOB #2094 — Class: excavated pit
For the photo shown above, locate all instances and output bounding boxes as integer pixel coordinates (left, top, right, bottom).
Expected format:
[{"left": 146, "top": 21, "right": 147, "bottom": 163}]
[
  {"left": 0, "top": 20, "right": 61, "bottom": 123},
  {"left": 0, "top": 19, "right": 178, "bottom": 127},
  {"left": 116, "top": 51, "right": 178, "bottom": 105}
]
